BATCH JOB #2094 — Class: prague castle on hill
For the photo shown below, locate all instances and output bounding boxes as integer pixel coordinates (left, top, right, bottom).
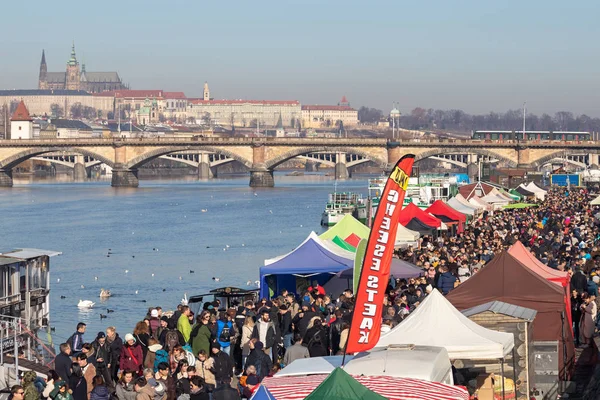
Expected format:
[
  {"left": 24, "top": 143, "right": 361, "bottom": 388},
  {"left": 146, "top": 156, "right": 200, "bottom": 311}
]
[{"left": 38, "top": 44, "right": 127, "bottom": 93}]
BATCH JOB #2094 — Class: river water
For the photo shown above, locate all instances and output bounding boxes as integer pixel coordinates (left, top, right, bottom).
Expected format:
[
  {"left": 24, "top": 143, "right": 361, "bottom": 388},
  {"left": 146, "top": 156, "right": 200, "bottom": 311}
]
[{"left": 0, "top": 173, "right": 369, "bottom": 346}]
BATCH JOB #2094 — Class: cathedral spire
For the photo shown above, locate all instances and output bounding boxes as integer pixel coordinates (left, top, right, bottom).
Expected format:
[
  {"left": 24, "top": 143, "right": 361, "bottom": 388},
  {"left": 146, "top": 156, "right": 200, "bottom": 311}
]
[
  {"left": 203, "top": 81, "right": 210, "bottom": 101},
  {"left": 38, "top": 49, "right": 48, "bottom": 89}
]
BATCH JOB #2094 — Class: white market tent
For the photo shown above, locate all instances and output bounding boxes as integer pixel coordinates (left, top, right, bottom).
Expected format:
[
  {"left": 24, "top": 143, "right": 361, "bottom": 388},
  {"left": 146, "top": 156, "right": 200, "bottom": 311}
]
[
  {"left": 523, "top": 182, "right": 547, "bottom": 201},
  {"left": 481, "top": 189, "right": 510, "bottom": 210},
  {"left": 591, "top": 194, "right": 600, "bottom": 205},
  {"left": 276, "top": 356, "right": 351, "bottom": 377},
  {"left": 453, "top": 193, "right": 482, "bottom": 213},
  {"left": 447, "top": 197, "right": 476, "bottom": 216},
  {"left": 468, "top": 196, "right": 493, "bottom": 212},
  {"left": 344, "top": 345, "right": 454, "bottom": 385},
  {"left": 395, "top": 224, "right": 420, "bottom": 248},
  {"left": 375, "top": 289, "right": 514, "bottom": 360}
]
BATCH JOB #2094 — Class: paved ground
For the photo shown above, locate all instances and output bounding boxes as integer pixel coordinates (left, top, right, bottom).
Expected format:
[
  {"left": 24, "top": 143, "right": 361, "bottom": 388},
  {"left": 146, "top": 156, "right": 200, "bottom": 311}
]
[{"left": 574, "top": 337, "right": 600, "bottom": 399}]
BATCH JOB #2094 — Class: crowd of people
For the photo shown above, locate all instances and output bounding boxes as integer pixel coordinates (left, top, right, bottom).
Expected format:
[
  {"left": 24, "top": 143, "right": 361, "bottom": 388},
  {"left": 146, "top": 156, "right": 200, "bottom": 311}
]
[{"left": 10, "top": 186, "right": 600, "bottom": 400}]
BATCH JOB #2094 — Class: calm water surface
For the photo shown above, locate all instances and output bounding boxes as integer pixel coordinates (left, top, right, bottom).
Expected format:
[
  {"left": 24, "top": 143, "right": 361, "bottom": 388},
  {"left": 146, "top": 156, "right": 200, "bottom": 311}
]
[{"left": 0, "top": 173, "right": 369, "bottom": 345}]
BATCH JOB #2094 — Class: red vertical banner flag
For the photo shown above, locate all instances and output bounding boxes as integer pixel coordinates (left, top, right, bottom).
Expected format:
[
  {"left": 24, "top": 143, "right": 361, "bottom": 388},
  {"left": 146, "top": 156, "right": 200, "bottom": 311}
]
[{"left": 345, "top": 154, "right": 415, "bottom": 354}]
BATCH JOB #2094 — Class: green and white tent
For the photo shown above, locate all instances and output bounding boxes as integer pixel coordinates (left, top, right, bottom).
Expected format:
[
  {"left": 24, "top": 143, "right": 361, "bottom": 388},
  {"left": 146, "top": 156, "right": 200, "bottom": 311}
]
[{"left": 304, "top": 368, "right": 387, "bottom": 400}]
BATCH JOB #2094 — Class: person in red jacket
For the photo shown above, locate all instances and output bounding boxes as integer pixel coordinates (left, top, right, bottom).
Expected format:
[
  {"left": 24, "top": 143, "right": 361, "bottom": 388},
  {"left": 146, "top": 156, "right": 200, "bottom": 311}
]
[
  {"left": 119, "top": 334, "right": 143, "bottom": 377},
  {"left": 307, "top": 280, "right": 325, "bottom": 296}
]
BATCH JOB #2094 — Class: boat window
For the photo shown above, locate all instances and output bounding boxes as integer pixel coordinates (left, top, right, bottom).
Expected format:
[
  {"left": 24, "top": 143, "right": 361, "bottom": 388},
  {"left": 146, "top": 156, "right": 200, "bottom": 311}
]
[
  {"left": 8, "top": 265, "right": 17, "bottom": 297},
  {"left": 20, "top": 266, "right": 26, "bottom": 292},
  {"left": 40, "top": 258, "right": 48, "bottom": 289},
  {"left": 29, "top": 260, "right": 41, "bottom": 290}
]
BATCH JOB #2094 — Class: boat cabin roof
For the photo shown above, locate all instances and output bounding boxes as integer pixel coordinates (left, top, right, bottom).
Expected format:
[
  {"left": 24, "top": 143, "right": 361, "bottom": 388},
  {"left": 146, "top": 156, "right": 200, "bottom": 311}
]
[
  {"left": 1, "top": 248, "right": 62, "bottom": 259},
  {"left": 0, "top": 256, "right": 22, "bottom": 266}
]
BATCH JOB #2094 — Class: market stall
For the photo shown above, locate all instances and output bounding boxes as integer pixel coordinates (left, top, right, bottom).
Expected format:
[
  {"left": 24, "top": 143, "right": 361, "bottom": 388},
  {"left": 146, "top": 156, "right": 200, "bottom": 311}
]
[
  {"left": 260, "top": 232, "right": 354, "bottom": 298},
  {"left": 426, "top": 200, "right": 467, "bottom": 232}
]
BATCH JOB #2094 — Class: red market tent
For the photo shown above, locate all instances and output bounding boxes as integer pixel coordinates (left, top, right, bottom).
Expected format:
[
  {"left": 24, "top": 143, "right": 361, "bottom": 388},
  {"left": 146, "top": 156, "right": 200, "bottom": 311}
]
[
  {"left": 262, "top": 373, "right": 469, "bottom": 400},
  {"left": 398, "top": 203, "right": 442, "bottom": 228},
  {"left": 425, "top": 200, "right": 466, "bottom": 233},
  {"left": 447, "top": 251, "right": 575, "bottom": 380},
  {"left": 507, "top": 241, "right": 572, "bottom": 328}
]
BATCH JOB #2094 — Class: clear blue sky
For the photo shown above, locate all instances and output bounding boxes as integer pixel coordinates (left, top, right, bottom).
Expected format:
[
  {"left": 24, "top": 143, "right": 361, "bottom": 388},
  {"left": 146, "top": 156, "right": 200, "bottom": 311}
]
[{"left": 1, "top": 0, "right": 599, "bottom": 116}]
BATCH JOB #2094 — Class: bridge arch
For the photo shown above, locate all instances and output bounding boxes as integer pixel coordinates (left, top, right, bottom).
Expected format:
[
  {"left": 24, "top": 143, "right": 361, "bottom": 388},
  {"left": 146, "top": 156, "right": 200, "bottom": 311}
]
[
  {"left": 528, "top": 149, "right": 598, "bottom": 169},
  {"left": 0, "top": 147, "right": 115, "bottom": 170},
  {"left": 414, "top": 148, "right": 518, "bottom": 168},
  {"left": 264, "top": 147, "right": 386, "bottom": 170},
  {"left": 126, "top": 146, "right": 253, "bottom": 170}
]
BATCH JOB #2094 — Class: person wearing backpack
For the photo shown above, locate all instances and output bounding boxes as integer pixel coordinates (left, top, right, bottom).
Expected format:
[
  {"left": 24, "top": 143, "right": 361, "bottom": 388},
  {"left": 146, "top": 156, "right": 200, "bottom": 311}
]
[{"left": 215, "top": 312, "right": 235, "bottom": 356}]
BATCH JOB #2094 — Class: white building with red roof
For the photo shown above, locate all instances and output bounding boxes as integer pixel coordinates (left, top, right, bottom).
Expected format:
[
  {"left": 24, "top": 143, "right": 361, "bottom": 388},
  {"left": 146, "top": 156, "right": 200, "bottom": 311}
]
[
  {"left": 10, "top": 100, "right": 33, "bottom": 139},
  {"left": 186, "top": 82, "right": 300, "bottom": 128},
  {"left": 301, "top": 96, "right": 359, "bottom": 128}
]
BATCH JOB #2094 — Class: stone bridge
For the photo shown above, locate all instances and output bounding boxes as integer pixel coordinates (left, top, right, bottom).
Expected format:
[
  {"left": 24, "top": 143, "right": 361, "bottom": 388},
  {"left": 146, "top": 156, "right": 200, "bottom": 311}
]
[{"left": 0, "top": 137, "right": 599, "bottom": 187}]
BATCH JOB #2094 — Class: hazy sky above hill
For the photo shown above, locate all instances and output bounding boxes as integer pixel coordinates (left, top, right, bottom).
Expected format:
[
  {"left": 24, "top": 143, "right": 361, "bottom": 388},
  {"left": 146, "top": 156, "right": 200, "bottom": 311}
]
[{"left": 1, "top": 0, "right": 599, "bottom": 116}]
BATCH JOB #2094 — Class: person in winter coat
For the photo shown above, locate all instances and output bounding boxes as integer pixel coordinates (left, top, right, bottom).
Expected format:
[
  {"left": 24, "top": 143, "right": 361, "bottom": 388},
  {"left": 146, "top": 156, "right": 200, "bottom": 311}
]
[
  {"left": 144, "top": 339, "right": 160, "bottom": 370},
  {"left": 133, "top": 322, "right": 151, "bottom": 364},
  {"left": 155, "top": 363, "right": 176, "bottom": 400},
  {"left": 303, "top": 319, "right": 328, "bottom": 357},
  {"left": 92, "top": 332, "right": 113, "bottom": 389},
  {"left": 250, "top": 310, "right": 275, "bottom": 356},
  {"left": 209, "top": 344, "right": 234, "bottom": 387},
  {"left": 67, "top": 323, "right": 86, "bottom": 354},
  {"left": 437, "top": 265, "right": 458, "bottom": 295},
  {"left": 148, "top": 310, "right": 161, "bottom": 339},
  {"left": 188, "top": 376, "right": 209, "bottom": 400},
  {"left": 211, "top": 378, "right": 240, "bottom": 400},
  {"left": 115, "top": 371, "right": 137, "bottom": 400},
  {"left": 106, "top": 327, "right": 123, "bottom": 383},
  {"left": 77, "top": 354, "right": 96, "bottom": 400},
  {"left": 133, "top": 378, "right": 155, "bottom": 400},
  {"left": 89, "top": 377, "right": 110, "bottom": 400},
  {"left": 42, "top": 370, "right": 60, "bottom": 399},
  {"left": 282, "top": 334, "right": 309, "bottom": 366},
  {"left": 54, "top": 343, "right": 73, "bottom": 383},
  {"left": 190, "top": 312, "right": 212, "bottom": 358},
  {"left": 239, "top": 317, "right": 254, "bottom": 369},
  {"left": 120, "top": 334, "right": 144, "bottom": 377},
  {"left": 243, "top": 342, "right": 272, "bottom": 380},
  {"left": 68, "top": 364, "right": 87, "bottom": 400},
  {"left": 195, "top": 351, "right": 215, "bottom": 391},
  {"left": 214, "top": 312, "right": 235, "bottom": 356},
  {"left": 177, "top": 307, "right": 192, "bottom": 343},
  {"left": 22, "top": 371, "right": 39, "bottom": 400},
  {"left": 49, "top": 381, "right": 73, "bottom": 400}
]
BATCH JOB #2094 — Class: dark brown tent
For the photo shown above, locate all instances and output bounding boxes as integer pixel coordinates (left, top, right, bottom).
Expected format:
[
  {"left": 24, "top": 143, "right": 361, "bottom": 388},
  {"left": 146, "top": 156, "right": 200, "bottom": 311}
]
[{"left": 446, "top": 251, "right": 575, "bottom": 379}]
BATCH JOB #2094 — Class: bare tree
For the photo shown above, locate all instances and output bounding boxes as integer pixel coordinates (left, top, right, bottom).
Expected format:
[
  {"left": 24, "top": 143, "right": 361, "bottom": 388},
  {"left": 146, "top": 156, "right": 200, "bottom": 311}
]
[{"left": 50, "top": 103, "right": 64, "bottom": 118}]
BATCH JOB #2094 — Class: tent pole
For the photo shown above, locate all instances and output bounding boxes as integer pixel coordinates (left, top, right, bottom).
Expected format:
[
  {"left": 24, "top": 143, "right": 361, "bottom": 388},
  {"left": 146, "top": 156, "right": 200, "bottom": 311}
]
[
  {"left": 501, "top": 358, "right": 506, "bottom": 400},
  {"left": 512, "top": 347, "right": 517, "bottom": 390}
]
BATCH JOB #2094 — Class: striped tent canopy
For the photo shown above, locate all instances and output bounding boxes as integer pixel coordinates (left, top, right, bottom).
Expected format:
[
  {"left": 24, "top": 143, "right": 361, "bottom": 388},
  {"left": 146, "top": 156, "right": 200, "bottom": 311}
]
[{"left": 262, "top": 373, "right": 469, "bottom": 400}]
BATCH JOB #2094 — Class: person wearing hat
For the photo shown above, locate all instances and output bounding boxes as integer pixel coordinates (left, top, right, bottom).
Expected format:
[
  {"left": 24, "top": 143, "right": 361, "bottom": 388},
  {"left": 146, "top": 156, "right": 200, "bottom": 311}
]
[
  {"left": 148, "top": 310, "right": 160, "bottom": 338},
  {"left": 119, "top": 334, "right": 143, "bottom": 376},
  {"left": 244, "top": 341, "right": 272, "bottom": 381},
  {"left": 49, "top": 380, "right": 73, "bottom": 400},
  {"left": 92, "top": 332, "right": 113, "bottom": 388},
  {"left": 209, "top": 343, "right": 234, "bottom": 388}
]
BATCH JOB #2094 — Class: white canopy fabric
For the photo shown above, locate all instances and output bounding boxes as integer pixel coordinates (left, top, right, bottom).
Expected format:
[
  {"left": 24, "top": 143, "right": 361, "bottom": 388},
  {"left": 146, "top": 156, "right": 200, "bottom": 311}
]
[
  {"left": 481, "top": 189, "right": 510, "bottom": 209},
  {"left": 468, "top": 196, "right": 493, "bottom": 211},
  {"left": 591, "top": 194, "right": 600, "bottom": 205},
  {"left": 453, "top": 194, "right": 482, "bottom": 213},
  {"left": 395, "top": 224, "right": 420, "bottom": 247},
  {"left": 524, "top": 182, "right": 547, "bottom": 201},
  {"left": 447, "top": 197, "right": 475, "bottom": 216},
  {"left": 276, "top": 356, "right": 351, "bottom": 377},
  {"left": 344, "top": 346, "right": 453, "bottom": 384},
  {"left": 375, "top": 289, "right": 514, "bottom": 360}
]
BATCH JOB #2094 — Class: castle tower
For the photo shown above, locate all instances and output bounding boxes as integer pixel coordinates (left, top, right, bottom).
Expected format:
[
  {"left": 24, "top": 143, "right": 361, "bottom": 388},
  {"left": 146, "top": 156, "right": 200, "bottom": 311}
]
[
  {"left": 10, "top": 101, "right": 33, "bottom": 139},
  {"left": 203, "top": 82, "right": 210, "bottom": 101},
  {"left": 38, "top": 50, "right": 48, "bottom": 89},
  {"left": 65, "top": 42, "right": 81, "bottom": 90}
]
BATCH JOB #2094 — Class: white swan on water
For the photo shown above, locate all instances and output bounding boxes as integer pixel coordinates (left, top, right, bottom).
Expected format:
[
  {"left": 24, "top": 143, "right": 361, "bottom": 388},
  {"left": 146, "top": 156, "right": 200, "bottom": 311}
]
[
  {"left": 78, "top": 300, "right": 95, "bottom": 308},
  {"left": 181, "top": 293, "right": 188, "bottom": 306}
]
